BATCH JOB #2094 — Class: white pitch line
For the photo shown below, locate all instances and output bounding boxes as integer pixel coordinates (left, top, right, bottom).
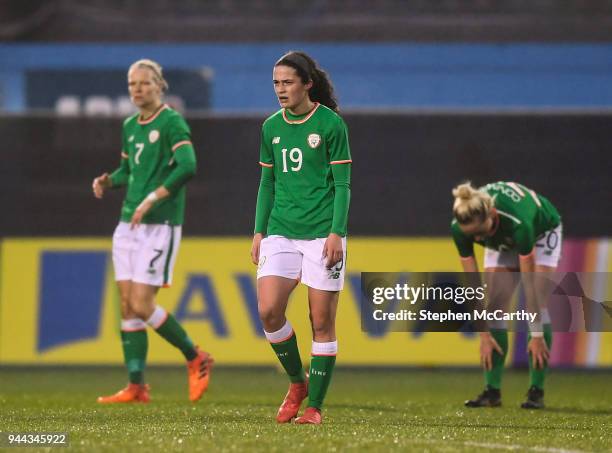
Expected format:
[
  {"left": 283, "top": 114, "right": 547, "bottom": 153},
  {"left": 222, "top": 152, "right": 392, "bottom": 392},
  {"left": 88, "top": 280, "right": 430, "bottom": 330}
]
[
  {"left": 464, "top": 441, "right": 588, "bottom": 453},
  {"left": 398, "top": 439, "right": 589, "bottom": 453}
]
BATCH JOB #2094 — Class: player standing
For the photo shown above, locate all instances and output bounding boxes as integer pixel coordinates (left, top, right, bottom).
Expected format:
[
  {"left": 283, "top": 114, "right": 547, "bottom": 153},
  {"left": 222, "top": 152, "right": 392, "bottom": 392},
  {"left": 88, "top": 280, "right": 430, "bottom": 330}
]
[
  {"left": 92, "top": 59, "right": 212, "bottom": 403},
  {"left": 451, "top": 181, "right": 562, "bottom": 409},
  {"left": 251, "top": 51, "right": 351, "bottom": 424}
]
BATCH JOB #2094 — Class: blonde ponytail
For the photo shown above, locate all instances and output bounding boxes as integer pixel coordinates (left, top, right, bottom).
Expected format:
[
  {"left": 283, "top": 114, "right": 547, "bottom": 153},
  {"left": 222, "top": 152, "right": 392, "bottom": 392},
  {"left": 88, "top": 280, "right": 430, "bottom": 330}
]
[{"left": 452, "top": 182, "right": 492, "bottom": 224}]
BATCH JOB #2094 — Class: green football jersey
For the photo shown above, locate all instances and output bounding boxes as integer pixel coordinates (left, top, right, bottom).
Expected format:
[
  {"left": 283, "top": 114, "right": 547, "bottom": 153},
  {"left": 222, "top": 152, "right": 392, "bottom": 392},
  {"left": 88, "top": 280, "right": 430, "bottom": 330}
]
[
  {"left": 452, "top": 181, "right": 561, "bottom": 257},
  {"left": 111, "top": 104, "right": 196, "bottom": 225},
  {"left": 259, "top": 103, "right": 352, "bottom": 239}
]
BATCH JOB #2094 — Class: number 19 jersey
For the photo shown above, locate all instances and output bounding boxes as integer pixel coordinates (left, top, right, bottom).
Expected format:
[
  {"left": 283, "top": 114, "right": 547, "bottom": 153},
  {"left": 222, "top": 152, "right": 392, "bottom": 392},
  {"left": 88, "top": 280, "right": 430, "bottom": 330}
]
[{"left": 259, "top": 103, "right": 352, "bottom": 239}]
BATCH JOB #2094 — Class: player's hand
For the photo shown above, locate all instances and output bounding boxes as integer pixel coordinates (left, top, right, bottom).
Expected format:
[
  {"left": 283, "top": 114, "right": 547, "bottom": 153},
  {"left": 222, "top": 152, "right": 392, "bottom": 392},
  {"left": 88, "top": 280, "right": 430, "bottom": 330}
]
[
  {"left": 251, "top": 233, "right": 263, "bottom": 265},
  {"left": 92, "top": 173, "right": 111, "bottom": 199},
  {"left": 130, "top": 199, "right": 153, "bottom": 229},
  {"left": 322, "top": 233, "right": 343, "bottom": 269},
  {"left": 527, "top": 336, "right": 550, "bottom": 369},
  {"left": 480, "top": 332, "right": 503, "bottom": 371}
]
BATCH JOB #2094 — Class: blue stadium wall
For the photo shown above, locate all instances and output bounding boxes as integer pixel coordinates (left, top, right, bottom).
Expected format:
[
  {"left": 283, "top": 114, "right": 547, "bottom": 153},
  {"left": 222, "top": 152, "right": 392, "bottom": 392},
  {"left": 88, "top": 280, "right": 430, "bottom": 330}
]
[{"left": 1, "top": 43, "right": 612, "bottom": 111}]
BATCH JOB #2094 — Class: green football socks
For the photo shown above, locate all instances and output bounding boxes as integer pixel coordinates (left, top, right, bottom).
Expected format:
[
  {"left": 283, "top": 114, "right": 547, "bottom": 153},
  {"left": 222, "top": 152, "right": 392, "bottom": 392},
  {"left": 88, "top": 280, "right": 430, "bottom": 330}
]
[
  {"left": 308, "top": 341, "right": 338, "bottom": 409},
  {"left": 120, "top": 320, "right": 148, "bottom": 385},
  {"left": 147, "top": 306, "right": 197, "bottom": 361},
  {"left": 265, "top": 321, "right": 306, "bottom": 383}
]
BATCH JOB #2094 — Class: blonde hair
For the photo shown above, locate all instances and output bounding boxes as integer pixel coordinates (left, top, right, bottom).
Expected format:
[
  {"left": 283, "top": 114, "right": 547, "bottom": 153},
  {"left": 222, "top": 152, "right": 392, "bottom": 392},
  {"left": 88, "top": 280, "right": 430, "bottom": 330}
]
[
  {"left": 128, "top": 59, "right": 169, "bottom": 92},
  {"left": 452, "top": 181, "right": 493, "bottom": 225}
]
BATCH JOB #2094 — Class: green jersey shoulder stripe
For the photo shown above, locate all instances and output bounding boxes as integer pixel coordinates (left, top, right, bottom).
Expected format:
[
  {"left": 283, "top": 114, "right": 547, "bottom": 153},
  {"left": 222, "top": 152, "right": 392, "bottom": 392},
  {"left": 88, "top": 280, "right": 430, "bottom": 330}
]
[{"left": 496, "top": 209, "right": 522, "bottom": 225}]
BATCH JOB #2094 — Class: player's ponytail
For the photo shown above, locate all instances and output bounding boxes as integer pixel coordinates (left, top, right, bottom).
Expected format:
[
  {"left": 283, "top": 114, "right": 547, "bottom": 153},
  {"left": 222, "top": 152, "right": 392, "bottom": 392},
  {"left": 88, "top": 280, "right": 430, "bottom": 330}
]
[
  {"left": 275, "top": 51, "right": 339, "bottom": 112},
  {"left": 452, "top": 182, "right": 493, "bottom": 225}
]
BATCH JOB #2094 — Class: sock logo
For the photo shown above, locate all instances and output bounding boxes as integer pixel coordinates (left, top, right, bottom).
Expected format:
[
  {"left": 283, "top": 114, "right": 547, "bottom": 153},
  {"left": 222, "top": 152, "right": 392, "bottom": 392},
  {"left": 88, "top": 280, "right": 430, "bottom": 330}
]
[{"left": 310, "top": 369, "right": 327, "bottom": 376}]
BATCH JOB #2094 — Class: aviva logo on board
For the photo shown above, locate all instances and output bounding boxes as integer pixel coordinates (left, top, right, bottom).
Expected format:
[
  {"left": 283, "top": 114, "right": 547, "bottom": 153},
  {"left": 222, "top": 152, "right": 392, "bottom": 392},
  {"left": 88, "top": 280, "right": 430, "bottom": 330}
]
[
  {"left": 36, "top": 256, "right": 475, "bottom": 353},
  {"left": 36, "top": 251, "right": 264, "bottom": 352},
  {"left": 1, "top": 238, "right": 610, "bottom": 366}
]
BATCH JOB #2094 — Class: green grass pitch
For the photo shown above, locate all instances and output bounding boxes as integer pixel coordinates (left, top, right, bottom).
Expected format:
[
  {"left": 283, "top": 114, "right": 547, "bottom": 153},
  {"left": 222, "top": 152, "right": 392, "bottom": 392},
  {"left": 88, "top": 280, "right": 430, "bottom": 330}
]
[{"left": 1, "top": 367, "right": 610, "bottom": 452}]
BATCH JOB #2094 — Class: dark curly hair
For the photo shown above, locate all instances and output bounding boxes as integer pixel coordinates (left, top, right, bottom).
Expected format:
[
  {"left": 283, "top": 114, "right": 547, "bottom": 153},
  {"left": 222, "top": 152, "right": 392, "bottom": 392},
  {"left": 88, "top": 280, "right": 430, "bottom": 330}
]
[{"left": 275, "top": 51, "right": 339, "bottom": 112}]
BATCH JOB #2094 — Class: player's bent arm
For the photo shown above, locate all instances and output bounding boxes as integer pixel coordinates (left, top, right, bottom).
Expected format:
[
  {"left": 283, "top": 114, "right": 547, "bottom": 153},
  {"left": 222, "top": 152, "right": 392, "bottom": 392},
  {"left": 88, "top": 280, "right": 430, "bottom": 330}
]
[
  {"left": 519, "top": 249, "right": 536, "bottom": 273},
  {"left": 251, "top": 232, "right": 264, "bottom": 265},
  {"left": 330, "top": 161, "right": 351, "bottom": 236},
  {"left": 520, "top": 249, "right": 549, "bottom": 368},
  {"left": 460, "top": 255, "right": 479, "bottom": 273},
  {"left": 254, "top": 165, "right": 274, "bottom": 235},
  {"left": 519, "top": 249, "right": 544, "bottom": 337},
  {"left": 162, "top": 145, "right": 197, "bottom": 194},
  {"left": 92, "top": 173, "right": 111, "bottom": 198},
  {"left": 109, "top": 152, "right": 130, "bottom": 187},
  {"left": 132, "top": 185, "right": 170, "bottom": 222},
  {"left": 149, "top": 186, "right": 171, "bottom": 202},
  {"left": 458, "top": 254, "right": 494, "bottom": 340}
]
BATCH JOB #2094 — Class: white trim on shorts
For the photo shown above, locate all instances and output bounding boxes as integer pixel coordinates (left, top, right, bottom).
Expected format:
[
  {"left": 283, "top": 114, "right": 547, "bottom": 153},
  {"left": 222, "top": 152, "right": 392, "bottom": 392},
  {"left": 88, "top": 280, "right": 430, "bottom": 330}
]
[
  {"left": 112, "top": 221, "right": 181, "bottom": 287},
  {"left": 256, "top": 235, "right": 347, "bottom": 291},
  {"left": 483, "top": 224, "right": 563, "bottom": 269}
]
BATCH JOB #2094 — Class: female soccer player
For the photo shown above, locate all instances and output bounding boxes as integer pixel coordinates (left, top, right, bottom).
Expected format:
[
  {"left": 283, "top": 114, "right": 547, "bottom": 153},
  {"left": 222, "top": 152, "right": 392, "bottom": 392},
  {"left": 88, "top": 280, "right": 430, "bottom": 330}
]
[
  {"left": 92, "top": 59, "right": 212, "bottom": 403},
  {"left": 451, "top": 181, "right": 562, "bottom": 409},
  {"left": 251, "top": 51, "right": 351, "bottom": 424}
]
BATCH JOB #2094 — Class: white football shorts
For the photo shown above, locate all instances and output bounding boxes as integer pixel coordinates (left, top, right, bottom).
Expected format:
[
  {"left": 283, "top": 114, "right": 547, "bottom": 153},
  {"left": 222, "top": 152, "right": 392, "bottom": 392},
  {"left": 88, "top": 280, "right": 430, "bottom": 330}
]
[
  {"left": 112, "top": 221, "right": 181, "bottom": 287},
  {"left": 257, "top": 235, "right": 347, "bottom": 291},
  {"left": 484, "top": 224, "right": 562, "bottom": 269}
]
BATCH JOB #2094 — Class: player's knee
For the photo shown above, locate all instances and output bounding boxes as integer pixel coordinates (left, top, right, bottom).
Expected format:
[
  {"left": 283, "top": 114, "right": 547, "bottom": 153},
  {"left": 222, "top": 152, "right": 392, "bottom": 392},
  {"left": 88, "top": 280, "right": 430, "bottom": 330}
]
[
  {"left": 258, "top": 305, "right": 284, "bottom": 330},
  {"left": 119, "top": 295, "right": 130, "bottom": 310},
  {"left": 128, "top": 295, "right": 153, "bottom": 320},
  {"left": 311, "top": 318, "right": 333, "bottom": 337},
  {"left": 129, "top": 305, "right": 148, "bottom": 320}
]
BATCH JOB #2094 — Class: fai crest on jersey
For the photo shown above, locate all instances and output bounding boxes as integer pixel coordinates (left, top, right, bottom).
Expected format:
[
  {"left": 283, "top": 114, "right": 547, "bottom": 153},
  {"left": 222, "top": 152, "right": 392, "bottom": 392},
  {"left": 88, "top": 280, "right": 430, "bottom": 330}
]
[
  {"left": 307, "top": 133, "right": 321, "bottom": 149},
  {"left": 149, "top": 130, "right": 160, "bottom": 144}
]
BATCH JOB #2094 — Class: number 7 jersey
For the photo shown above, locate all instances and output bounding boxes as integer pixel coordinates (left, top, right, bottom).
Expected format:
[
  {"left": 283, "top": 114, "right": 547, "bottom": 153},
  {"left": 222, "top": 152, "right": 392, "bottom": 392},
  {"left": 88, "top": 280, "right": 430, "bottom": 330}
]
[
  {"left": 259, "top": 103, "right": 352, "bottom": 239},
  {"left": 116, "top": 104, "right": 195, "bottom": 225}
]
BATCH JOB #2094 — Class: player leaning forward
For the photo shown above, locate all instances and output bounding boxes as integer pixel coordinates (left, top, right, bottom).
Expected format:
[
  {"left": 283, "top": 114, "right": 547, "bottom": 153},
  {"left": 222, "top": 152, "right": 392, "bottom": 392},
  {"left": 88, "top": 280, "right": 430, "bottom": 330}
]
[
  {"left": 452, "top": 181, "right": 562, "bottom": 409},
  {"left": 92, "top": 59, "right": 212, "bottom": 403},
  {"left": 251, "top": 51, "right": 351, "bottom": 424}
]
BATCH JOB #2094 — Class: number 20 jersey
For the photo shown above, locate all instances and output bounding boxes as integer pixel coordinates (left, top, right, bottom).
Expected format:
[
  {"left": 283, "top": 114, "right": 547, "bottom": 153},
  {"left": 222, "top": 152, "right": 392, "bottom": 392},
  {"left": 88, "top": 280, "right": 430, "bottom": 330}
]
[{"left": 259, "top": 103, "right": 352, "bottom": 239}]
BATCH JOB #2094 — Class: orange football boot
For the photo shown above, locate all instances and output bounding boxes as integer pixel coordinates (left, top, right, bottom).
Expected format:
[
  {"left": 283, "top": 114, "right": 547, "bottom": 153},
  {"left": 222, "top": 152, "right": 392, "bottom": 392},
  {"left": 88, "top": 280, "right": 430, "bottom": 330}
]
[
  {"left": 97, "top": 383, "right": 150, "bottom": 404},
  {"left": 295, "top": 407, "right": 322, "bottom": 425},
  {"left": 187, "top": 347, "right": 214, "bottom": 402},
  {"left": 276, "top": 380, "right": 308, "bottom": 423}
]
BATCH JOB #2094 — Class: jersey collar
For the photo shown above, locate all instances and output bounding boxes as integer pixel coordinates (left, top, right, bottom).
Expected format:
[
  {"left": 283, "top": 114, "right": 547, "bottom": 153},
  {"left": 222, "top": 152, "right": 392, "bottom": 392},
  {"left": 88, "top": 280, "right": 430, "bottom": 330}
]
[
  {"left": 138, "top": 103, "right": 168, "bottom": 125},
  {"left": 282, "top": 102, "right": 319, "bottom": 125}
]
